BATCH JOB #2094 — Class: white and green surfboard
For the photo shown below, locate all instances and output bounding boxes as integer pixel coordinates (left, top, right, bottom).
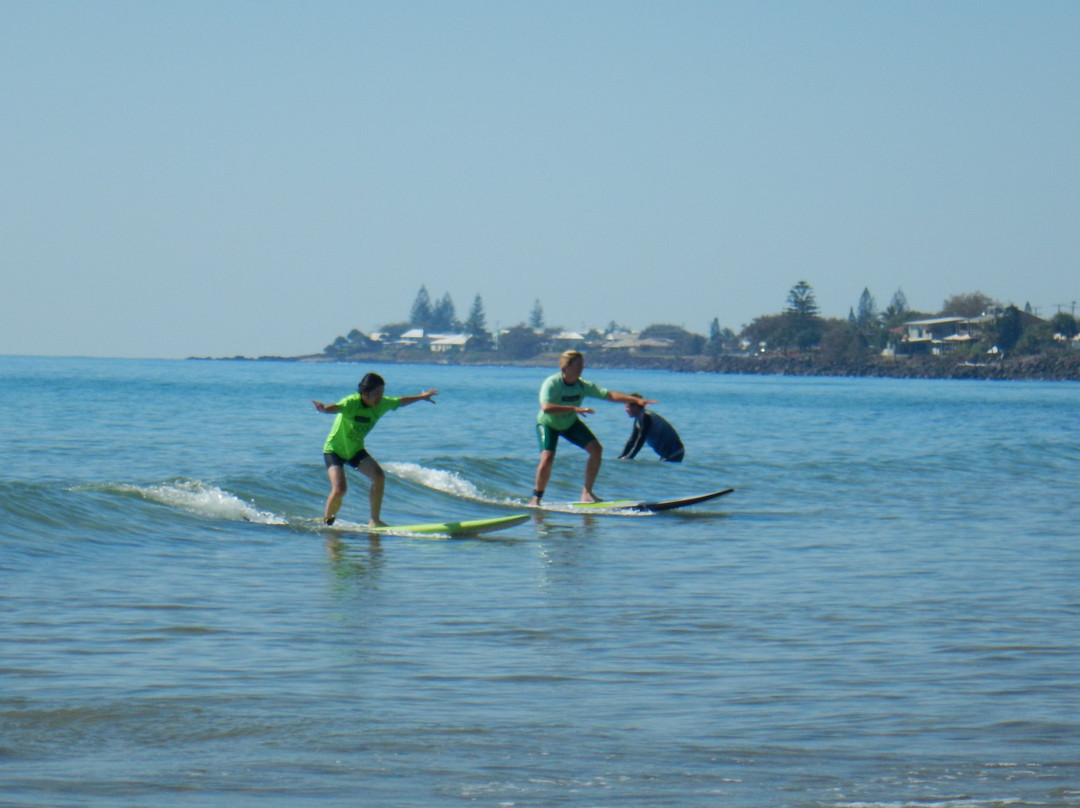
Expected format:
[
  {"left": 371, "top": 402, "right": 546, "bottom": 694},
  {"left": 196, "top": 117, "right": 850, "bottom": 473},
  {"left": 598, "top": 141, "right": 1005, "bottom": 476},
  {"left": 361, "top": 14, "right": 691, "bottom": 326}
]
[
  {"left": 328, "top": 513, "right": 530, "bottom": 538},
  {"left": 535, "top": 487, "right": 734, "bottom": 514}
]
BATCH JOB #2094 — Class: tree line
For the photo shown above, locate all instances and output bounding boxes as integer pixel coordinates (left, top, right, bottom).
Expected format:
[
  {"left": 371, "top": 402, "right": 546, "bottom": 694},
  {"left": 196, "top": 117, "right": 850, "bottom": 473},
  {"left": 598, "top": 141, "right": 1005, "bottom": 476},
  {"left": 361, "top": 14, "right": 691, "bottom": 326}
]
[{"left": 322, "top": 282, "right": 1080, "bottom": 363}]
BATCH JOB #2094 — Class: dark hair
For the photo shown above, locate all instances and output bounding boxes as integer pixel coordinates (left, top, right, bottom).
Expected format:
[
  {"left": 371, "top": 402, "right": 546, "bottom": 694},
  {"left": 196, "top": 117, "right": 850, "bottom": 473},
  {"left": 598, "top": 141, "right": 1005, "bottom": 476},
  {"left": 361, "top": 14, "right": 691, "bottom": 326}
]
[{"left": 358, "top": 372, "right": 386, "bottom": 394}]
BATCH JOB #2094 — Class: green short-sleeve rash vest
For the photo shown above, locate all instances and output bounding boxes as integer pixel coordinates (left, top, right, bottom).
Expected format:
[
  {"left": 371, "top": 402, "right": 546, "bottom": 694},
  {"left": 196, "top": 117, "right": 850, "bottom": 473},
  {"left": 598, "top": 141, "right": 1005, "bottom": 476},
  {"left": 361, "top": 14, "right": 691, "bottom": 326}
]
[
  {"left": 536, "top": 372, "right": 609, "bottom": 431},
  {"left": 322, "top": 394, "right": 402, "bottom": 459}
]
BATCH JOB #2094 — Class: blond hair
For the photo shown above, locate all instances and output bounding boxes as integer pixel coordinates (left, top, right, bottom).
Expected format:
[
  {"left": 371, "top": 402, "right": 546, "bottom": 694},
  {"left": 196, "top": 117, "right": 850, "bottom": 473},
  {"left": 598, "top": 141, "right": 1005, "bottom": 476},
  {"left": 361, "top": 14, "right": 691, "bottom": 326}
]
[{"left": 558, "top": 350, "right": 584, "bottom": 370}]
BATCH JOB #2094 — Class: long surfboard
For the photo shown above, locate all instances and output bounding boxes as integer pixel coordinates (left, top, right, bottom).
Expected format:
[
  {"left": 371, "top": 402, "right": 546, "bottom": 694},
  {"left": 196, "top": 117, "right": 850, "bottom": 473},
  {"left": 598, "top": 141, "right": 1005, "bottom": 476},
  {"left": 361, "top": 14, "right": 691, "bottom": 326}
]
[
  {"left": 330, "top": 513, "right": 530, "bottom": 538},
  {"left": 535, "top": 487, "right": 734, "bottom": 514}
]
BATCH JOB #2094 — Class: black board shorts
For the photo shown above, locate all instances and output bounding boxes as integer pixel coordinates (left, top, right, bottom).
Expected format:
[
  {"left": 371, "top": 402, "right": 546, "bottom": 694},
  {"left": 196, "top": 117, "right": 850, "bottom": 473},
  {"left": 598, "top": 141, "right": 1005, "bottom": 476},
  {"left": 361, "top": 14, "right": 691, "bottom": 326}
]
[{"left": 324, "top": 449, "right": 371, "bottom": 469}]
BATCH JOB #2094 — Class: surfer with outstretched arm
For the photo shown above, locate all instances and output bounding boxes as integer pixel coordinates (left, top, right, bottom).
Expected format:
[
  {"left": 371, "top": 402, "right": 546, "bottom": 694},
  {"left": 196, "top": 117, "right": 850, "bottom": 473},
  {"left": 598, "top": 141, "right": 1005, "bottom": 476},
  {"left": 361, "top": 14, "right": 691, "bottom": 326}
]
[
  {"left": 530, "top": 350, "right": 655, "bottom": 506},
  {"left": 312, "top": 372, "right": 437, "bottom": 527}
]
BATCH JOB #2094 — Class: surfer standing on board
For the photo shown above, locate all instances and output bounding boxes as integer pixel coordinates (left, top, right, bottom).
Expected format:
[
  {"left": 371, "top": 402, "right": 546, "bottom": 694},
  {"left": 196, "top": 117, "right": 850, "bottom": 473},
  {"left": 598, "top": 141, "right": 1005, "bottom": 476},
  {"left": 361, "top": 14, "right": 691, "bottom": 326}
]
[
  {"left": 312, "top": 372, "right": 437, "bottom": 527},
  {"left": 530, "top": 350, "right": 655, "bottom": 505}
]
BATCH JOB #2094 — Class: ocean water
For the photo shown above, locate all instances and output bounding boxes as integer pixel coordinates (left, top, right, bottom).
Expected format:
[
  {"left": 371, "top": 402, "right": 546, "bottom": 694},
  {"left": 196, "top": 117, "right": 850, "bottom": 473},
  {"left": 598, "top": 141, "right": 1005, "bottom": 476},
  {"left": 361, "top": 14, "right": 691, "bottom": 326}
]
[{"left": 2, "top": 355, "right": 1079, "bottom": 807}]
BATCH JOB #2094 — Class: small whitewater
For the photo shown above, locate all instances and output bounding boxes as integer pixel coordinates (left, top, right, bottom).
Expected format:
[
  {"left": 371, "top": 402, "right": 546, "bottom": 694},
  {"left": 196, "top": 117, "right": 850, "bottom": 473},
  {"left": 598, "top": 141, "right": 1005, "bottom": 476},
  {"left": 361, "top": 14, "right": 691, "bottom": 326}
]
[
  {"left": 63, "top": 461, "right": 659, "bottom": 538},
  {"left": 385, "top": 461, "right": 487, "bottom": 499},
  {"left": 88, "top": 479, "right": 289, "bottom": 526},
  {"left": 383, "top": 461, "right": 656, "bottom": 515},
  {"left": 386, "top": 460, "right": 542, "bottom": 516},
  {"left": 83, "top": 468, "right": 522, "bottom": 537}
]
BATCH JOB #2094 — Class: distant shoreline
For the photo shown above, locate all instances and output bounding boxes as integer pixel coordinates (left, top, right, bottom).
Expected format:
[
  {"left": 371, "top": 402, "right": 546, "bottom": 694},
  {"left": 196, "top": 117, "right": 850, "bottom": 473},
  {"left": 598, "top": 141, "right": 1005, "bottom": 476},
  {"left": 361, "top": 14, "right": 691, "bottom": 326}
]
[{"left": 188, "top": 350, "right": 1080, "bottom": 382}]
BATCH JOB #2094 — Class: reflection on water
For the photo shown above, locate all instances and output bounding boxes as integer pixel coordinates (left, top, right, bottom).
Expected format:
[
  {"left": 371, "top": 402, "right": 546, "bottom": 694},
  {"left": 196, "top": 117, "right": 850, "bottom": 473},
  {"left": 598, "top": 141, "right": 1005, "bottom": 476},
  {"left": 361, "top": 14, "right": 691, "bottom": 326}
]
[{"left": 325, "top": 533, "right": 385, "bottom": 590}]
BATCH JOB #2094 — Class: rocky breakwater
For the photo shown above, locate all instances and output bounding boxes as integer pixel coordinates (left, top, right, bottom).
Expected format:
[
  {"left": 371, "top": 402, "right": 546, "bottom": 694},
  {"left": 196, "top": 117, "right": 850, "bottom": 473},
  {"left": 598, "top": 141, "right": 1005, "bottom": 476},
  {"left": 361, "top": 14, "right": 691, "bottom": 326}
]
[{"left": 694, "top": 352, "right": 1080, "bottom": 381}]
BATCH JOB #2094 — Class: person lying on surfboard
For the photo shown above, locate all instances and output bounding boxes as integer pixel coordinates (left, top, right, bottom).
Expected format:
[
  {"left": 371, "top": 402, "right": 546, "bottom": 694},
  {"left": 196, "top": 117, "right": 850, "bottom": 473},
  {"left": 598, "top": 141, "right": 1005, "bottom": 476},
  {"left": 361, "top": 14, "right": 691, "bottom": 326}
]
[
  {"left": 530, "top": 350, "right": 655, "bottom": 506},
  {"left": 311, "top": 372, "right": 437, "bottom": 527},
  {"left": 619, "top": 395, "right": 685, "bottom": 462}
]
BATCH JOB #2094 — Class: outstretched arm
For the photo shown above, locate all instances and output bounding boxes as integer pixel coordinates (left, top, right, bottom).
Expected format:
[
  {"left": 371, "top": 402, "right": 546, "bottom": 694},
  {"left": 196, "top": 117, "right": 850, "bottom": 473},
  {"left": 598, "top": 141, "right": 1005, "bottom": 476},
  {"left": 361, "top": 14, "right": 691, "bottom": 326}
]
[
  {"left": 607, "top": 391, "right": 656, "bottom": 407},
  {"left": 311, "top": 400, "right": 340, "bottom": 414},
  {"left": 398, "top": 388, "right": 439, "bottom": 407}
]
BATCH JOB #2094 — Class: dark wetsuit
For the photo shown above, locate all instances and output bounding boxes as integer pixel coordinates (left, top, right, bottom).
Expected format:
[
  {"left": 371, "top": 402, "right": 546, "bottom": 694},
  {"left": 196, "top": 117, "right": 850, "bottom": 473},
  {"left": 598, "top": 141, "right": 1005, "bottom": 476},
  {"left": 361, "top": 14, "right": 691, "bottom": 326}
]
[{"left": 620, "top": 410, "right": 685, "bottom": 462}]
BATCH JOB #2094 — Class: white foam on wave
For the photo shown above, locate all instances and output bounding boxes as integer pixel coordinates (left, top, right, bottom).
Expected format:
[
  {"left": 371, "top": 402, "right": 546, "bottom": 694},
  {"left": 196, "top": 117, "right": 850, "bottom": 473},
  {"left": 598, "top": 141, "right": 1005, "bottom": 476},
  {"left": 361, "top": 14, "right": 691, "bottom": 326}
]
[
  {"left": 384, "top": 461, "right": 484, "bottom": 500},
  {"left": 118, "top": 480, "right": 287, "bottom": 525}
]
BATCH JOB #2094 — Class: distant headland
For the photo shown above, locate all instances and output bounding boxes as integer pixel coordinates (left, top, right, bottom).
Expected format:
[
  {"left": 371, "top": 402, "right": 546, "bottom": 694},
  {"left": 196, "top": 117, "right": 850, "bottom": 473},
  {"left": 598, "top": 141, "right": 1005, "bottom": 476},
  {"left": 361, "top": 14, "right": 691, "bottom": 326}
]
[{"left": 190, "top": 283, "right": 1080, "bottom": 382}]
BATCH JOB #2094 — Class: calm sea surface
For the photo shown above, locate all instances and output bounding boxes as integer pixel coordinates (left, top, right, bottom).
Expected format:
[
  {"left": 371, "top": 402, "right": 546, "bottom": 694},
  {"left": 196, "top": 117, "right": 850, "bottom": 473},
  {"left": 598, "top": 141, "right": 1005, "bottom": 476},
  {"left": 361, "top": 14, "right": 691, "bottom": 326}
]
[{"left": 2, "top": 356, "right": 1079, "bottom": 807}]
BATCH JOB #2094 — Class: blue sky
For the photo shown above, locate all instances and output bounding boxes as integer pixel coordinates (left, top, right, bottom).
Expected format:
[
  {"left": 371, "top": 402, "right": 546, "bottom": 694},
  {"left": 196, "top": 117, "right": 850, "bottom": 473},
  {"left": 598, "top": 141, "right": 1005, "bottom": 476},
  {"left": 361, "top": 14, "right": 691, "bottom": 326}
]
[{"left": 3, "top": 1, "right": 1078, "bottom": 358}]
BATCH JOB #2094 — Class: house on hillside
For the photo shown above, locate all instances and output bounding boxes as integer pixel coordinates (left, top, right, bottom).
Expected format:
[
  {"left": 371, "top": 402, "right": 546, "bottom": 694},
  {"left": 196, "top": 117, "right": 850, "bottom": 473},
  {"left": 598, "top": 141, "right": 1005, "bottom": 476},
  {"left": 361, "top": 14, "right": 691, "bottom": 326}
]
[
  {"left": 550, "top": 331, "right": 586, "bottom": 351},
  {"left": 902, "top": 317, "right": 980, "bottom": 354},
  {"left": 396, "top": 328, "right": 425, "bottom": 346},
  {"left": 901, "top": 308, "right": 1044, "bottom": 355},
  {"left": 601, "top": 334, "right": 675, "bottom": 357},
  {"left": 429, "top": 334, "right": 470, "bottom": 353}
]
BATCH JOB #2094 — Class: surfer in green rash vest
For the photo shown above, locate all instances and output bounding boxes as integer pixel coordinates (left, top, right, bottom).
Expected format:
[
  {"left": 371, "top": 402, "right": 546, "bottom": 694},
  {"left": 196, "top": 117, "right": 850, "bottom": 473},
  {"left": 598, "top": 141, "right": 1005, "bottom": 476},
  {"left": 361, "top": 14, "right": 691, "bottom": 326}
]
[
  {"left": 530, "top": 350, "right": 655, "bottom": 506},
  {"left": 312, "top": 372, "right": 437, "bottom": 527}
]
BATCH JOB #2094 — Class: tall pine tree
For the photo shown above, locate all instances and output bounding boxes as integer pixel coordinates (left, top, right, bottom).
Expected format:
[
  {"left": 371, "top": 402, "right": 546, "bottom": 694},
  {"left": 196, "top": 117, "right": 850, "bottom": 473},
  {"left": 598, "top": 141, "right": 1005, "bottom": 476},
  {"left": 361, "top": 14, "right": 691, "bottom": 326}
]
[
  {"left": 410, "top": 286, "right": 432, "bottom": 330},
  {"left": 464, "top": 295, "right": 492, "bottom": 350},
  {"left": 431, "top": 293, "right": 457, "bottom": 332},
  {"left": 529, "top": 299, "right": 545, "bottom": 330},
  {"left": 465, "top": 295, "right": 487, "bottom": 335}
]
